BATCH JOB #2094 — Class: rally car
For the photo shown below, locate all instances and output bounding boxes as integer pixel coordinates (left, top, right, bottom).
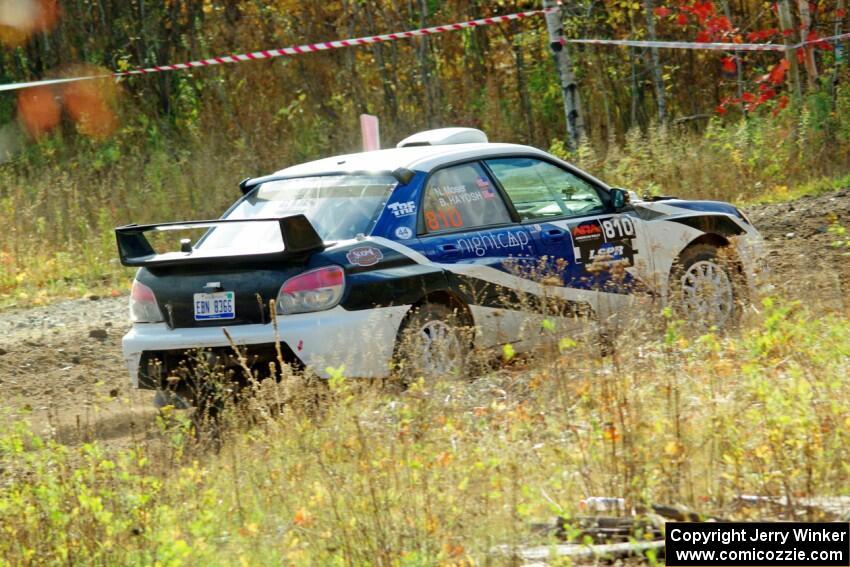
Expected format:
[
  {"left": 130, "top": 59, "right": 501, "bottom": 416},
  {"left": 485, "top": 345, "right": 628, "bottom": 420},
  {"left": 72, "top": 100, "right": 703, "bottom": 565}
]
[{"left": 117, "top": 127, "right": 766, "bottom": 400}]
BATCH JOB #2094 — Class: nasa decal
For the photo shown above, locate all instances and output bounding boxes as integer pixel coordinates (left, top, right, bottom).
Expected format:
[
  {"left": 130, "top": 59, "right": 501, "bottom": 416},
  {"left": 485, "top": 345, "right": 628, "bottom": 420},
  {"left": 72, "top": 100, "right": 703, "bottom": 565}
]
[
  {"left": 570, "top": 216, "right": 637, "bottom": 269},
  {"left": 346, "top": 246, "right": 384, "bottom": 267}
]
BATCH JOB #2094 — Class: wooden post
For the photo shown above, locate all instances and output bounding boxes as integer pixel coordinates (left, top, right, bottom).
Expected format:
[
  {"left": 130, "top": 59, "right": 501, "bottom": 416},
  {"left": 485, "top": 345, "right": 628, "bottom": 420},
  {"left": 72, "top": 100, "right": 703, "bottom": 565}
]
[
  {"left": 777, "top": 0, "right": 803, "bottom": 100},
  {"left": 543, "top": 0, "right": 584, "bottom": 150},
  {"left": 360, "top": 114, "right": 380, "bottom": 151}
]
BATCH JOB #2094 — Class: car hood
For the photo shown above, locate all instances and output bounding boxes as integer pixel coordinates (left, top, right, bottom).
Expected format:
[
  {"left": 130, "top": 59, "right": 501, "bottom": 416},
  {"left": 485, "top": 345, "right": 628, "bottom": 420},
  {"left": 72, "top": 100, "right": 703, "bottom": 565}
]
[{"left": 632, "top": 197, "right": 747, "bottom": 220}]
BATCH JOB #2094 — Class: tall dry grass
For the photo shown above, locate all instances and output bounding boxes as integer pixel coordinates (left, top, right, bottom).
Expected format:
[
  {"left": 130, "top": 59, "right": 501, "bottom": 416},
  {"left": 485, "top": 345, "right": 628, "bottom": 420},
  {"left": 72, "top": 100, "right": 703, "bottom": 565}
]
[{"left": 1, "top": 296, "right": 848, "bottom": 564}]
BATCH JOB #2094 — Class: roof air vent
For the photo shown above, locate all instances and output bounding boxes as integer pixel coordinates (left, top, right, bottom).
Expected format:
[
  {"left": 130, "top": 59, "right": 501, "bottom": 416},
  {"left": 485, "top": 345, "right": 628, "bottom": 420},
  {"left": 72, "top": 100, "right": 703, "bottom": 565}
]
[{"left": 396, "top": 127, "right": 488, "bottom": 148}]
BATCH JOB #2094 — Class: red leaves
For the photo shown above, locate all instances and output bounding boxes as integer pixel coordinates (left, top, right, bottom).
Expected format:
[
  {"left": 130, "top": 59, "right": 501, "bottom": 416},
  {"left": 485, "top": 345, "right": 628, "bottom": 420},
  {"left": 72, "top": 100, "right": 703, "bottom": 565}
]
[
  {"left": 771, "top": 96, "right": 790, "bottom": 117},
  {"left": 686, "top": 1, "right": 716, "bottom": 23},
  {"left": 757, "top": 88, "right": 777, "bottom": 104},
  {"left": 675, "top": 2, "right": 733, "bottom": 42},
  {"left": 804, "top": 30, "right": 832, "bottom": 50},
  {"left": 665, "top": 1, "right": 833, "bottom": 118},
  {"left": 763, "top": 59, "right": 789, "bottom": 85},
  {"left": 746, "top": 28, "right": 778, "bottom": 42},
  {"left": 717, "top": 58, "right": 791, "bottom": 116},
  {"left": 837, "top": 9, "right": 848, "bottom": 19},
  {"left": 707, "top": 15, "right": 732, "bottom": 33}
]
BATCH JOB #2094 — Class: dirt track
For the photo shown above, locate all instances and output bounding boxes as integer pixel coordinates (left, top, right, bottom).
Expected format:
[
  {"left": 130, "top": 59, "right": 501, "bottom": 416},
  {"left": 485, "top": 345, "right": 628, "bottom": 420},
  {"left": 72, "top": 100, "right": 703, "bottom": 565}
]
[
  {"left": 0, "top": 296, "right": 155, "bottom": 444},
  {"left": 744, "top": 188, "right": 849, "bottom": 309},
  {"left": 0, "top": 189, "right": 847, "bottom": 445}
]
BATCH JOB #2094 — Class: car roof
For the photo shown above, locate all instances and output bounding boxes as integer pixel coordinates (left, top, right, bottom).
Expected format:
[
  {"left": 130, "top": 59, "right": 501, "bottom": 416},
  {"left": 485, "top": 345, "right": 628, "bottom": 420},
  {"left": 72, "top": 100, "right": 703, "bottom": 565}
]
[{"left": 273, "top": 143, "right": 554, "bottom": 177}]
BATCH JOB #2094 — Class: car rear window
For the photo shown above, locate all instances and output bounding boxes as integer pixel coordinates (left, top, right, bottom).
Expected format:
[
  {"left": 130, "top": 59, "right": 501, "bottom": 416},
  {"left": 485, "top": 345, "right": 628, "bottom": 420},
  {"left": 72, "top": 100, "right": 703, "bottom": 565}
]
[{"left": 199, "top": 175, "right": 396, "bottom": 252}]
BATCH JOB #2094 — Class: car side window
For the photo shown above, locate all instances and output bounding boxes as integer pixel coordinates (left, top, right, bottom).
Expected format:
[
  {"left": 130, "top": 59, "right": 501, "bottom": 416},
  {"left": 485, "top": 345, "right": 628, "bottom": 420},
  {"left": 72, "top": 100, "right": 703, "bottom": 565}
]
[
  {"left": 485, "top": 158, "right": 606, "bottom": 220},
  {"left": 421, "top": 162, "right": 512, "bottom": 234}
]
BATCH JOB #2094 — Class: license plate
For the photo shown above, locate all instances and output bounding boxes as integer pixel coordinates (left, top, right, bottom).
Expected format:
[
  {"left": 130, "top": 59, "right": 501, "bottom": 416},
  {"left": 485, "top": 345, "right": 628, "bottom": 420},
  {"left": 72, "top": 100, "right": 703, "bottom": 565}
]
[{"left": 193, "top": 291, "right": 235, "bottom": 321}]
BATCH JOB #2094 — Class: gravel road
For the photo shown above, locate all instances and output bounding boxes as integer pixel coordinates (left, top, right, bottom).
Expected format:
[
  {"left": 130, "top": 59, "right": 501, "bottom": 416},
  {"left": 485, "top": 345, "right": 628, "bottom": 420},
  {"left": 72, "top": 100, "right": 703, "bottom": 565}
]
[{"left": 0, "top": 296, "right": 155, "bottom": 444}]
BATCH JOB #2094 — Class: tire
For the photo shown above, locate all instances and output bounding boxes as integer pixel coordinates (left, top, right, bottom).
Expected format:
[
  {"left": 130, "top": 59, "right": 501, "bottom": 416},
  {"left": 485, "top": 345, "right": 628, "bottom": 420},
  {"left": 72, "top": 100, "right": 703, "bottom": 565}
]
[
  {"left": 393, "top": 302, "right": 471, "bottom": 382},
  {"left": 669, "top": 243, "right": 742, "bottom": 330}
]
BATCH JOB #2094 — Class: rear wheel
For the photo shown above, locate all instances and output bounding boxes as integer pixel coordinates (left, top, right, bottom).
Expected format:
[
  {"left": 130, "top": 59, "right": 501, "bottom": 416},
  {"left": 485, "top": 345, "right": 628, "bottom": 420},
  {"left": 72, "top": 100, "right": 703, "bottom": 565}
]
[
  {"left": 669, "top": 243, "right": 741, "bottom": 329},
  {"left": 394, "top": 303, "right": 471, "bottom": 381}
]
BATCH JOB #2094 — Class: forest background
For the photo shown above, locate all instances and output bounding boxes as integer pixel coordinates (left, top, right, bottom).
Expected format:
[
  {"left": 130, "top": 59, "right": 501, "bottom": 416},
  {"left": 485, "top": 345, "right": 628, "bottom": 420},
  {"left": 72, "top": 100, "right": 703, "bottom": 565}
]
[{"left": 0, "top": 0, "right": 848, "bottom": 303}]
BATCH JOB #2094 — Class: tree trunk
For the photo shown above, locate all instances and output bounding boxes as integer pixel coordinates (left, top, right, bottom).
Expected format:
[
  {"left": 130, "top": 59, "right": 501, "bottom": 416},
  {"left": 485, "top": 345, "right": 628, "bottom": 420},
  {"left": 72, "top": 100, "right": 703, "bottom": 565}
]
[
  {"left": 630, "top": 47, "right": 640, "bottom": 130},
  {"left": 643, "top": 0, "right": 667, "bottom": 125},
  {"left": 797, "top": 0, "right": 818, "bottom": 88},
  {"left": 777, "top": 0, "right": 803, "bottom": 101},
  {"left": 416, "top": 0, "right": 435, "bottom": 127},
  {"left": 542, "top": 0, "right": 584, "bottom": 149},
  {"left": 362, "top": 3, "right": 399, "bottom": 122},
  {"left": 508, "top": 20, "right": 534, "bottom": 144},
  {"left": 832, "top": 0, "right": 847, "bottom": 105},
  {"left": 722, "top": 0, "right": 746, "bottom": 118}
]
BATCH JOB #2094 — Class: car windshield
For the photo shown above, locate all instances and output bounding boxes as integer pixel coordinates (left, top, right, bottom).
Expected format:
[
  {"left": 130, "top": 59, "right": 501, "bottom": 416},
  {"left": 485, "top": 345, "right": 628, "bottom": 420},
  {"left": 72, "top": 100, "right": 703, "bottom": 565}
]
[{"left": 198, "top": 175, "right": 396, "bottom": 254}]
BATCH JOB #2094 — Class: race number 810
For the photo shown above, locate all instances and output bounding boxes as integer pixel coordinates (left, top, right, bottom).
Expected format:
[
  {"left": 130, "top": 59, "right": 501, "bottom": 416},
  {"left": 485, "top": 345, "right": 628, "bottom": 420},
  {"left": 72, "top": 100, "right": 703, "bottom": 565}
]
[
  {"left": 425, "top": 207, "right": 464, "bottom": 231},
  {"left": 602, "top": 217, "right": 635, "bottom": 239}
]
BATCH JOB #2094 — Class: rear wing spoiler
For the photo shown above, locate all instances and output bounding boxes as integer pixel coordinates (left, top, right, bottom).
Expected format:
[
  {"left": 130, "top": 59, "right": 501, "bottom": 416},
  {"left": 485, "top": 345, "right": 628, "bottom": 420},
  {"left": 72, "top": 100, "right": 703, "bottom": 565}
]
[{"left": 115, "top": 214, "right": 325, "bottom": 268}]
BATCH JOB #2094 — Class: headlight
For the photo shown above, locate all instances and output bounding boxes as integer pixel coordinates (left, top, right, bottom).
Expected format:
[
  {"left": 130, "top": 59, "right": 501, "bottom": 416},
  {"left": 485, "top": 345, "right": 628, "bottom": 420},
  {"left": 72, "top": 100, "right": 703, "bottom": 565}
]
[{"left": 276, "top": 266, "right": 345, "bottom": 315}]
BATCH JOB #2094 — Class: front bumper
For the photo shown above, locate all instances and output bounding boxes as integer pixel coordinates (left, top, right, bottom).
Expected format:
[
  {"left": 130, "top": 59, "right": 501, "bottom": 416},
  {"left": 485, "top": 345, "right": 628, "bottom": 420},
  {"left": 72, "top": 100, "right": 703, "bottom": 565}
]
[{"left": 122, "top": 305, "right": 410, "bottom": 388}]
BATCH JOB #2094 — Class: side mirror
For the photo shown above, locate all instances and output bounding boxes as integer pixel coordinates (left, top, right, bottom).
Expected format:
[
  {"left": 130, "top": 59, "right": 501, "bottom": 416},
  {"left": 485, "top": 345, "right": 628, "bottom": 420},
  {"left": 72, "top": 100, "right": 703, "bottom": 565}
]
[{"left": 610, "top": 188, "right": 630, "bottom": 210}]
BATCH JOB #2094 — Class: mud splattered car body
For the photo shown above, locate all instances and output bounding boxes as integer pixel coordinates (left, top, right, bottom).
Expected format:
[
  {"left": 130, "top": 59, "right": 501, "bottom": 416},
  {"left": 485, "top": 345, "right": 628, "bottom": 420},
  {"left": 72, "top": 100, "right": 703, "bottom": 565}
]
[{"left": 117, "top": 128, "right": 767, "bottom": 392}]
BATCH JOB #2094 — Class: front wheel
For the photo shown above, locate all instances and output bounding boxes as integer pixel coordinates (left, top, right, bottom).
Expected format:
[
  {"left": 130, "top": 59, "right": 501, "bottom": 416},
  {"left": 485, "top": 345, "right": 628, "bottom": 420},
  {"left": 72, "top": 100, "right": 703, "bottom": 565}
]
[
  {"left": 669, "top": 243, "right": 742, "bottom": 330},
  {"left": 393, "top": 303, "right": 471, "bottom": 382}
]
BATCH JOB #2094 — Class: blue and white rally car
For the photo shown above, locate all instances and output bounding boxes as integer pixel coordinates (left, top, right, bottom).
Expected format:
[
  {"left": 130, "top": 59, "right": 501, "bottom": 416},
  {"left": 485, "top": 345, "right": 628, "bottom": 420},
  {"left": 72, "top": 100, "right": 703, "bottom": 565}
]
[{"left": 117, "top": 128, "right": 766, "bottom": 395}]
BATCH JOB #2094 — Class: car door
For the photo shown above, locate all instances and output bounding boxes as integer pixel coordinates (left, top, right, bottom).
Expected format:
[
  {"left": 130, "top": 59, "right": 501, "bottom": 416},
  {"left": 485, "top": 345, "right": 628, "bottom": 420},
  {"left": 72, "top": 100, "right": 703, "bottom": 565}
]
[
  {"left": 406, "top": 161, "right": 541, "bottom": 349},
  {"left": 483, "top": 157, "right": 652, "bottom": 313}
]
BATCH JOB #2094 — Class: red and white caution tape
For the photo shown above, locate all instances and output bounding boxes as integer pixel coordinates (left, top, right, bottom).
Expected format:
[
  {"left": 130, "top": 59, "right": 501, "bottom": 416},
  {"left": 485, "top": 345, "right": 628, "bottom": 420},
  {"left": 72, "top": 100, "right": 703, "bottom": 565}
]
[
  {"left": 0, "top": 8, "right": 555, "bottom": 92},
  {"left": 3, "top": 6, "right": 849, "bottom": 93}
]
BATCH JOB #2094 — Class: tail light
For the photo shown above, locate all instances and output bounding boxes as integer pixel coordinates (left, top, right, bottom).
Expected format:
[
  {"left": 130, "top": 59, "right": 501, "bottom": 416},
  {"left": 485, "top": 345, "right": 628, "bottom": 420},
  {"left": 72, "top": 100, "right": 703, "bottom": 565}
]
[
  {"left": 130, "top": 280, "right": 165, "bottom": 323},
  {"left": 277, "top": 266, "right": 345, "bottom": 315}
]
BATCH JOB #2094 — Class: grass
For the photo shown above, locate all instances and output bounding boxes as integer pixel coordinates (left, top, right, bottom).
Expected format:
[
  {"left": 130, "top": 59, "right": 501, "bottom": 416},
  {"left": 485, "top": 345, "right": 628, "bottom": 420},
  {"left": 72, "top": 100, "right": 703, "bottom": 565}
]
[{"left": 1, "top": 298, "right": 848, "bottom": 564}]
